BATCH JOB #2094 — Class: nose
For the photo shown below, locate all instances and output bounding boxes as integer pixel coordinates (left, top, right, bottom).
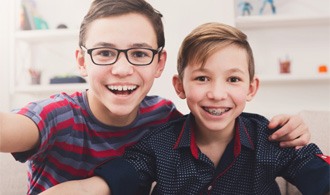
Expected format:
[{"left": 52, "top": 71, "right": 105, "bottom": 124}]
[
  {"left": 111, "top": 53, "right": 134, "bottom": 76},
  {"left": 206, "top": 81, "right": 228, "bottom": 100}
]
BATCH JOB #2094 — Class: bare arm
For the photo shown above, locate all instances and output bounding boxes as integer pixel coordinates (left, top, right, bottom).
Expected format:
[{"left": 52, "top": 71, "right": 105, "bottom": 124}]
[
  {"left": 0, "top": 112, "right": 39, "bottom": 152},
  {"left": 40, "top": 176, "right": 111, "bottom": 195},
  {"left": 268, "top": 114, "right": 310, "bottom": 149}
]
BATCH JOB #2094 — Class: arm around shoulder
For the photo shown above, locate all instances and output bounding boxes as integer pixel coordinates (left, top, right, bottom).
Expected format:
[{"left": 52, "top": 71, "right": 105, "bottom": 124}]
[
  {"left": 39, "top": 176, "right": 111, "bottom": 195},
  {"left": 0, "top": 112, "right": 39, "bottom": 153}
]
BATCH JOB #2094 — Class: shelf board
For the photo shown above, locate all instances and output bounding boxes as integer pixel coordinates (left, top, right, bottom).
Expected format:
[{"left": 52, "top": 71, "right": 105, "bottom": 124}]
[
  {"left": 258, "top": 74, "right": 330, "bottom": 83},
  {"left": 14, "top": 83, "right": 89, "bottom": 95},
  {"left": 235, "top": 15, "right": 330, "bottom": 29},
  {"left": 15, "top": 29, "right": 79, "bottom": 43}
]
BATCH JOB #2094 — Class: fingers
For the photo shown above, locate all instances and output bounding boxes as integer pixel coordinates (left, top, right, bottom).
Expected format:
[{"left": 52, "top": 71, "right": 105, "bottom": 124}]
[
  {"left": 282, "top": 134, "right": 310, "bottom": 149},
  {"left": 269, "top": 122, "right": 303, "bottom": 141},
  {"left": 276, "top": 133, "right": 310, "bottom": 148},
  {"left": 268, "top": 114, "right": 290, "bottom": 130},
  {"left": 268, "top": 114, "right": 298, "bottom": 140},
  {"left": 268, "top": 114, "right": 310, "bottom": 148}
]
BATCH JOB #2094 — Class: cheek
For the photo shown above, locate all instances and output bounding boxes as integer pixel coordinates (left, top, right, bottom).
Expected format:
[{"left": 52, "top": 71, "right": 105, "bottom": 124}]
[
  {"left": 231, "top": 86, "right": 251, "bottom": 103},
  {"left": 88, "top": 66, "right": 104, "bottom": 77},
  {"left": 87, "top": 66, "right": 110, "bottom": 85},
  {"left": 185, "top": 85, "right": 205, "bottom": 102},
  {"left": 139, "top": 66, "right": 162, "bottom": 82}
]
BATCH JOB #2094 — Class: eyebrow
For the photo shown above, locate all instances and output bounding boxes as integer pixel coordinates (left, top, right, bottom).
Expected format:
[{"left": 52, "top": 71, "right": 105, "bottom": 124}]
[
  {"left": 92, "top": 42, "right": 115, "bottom": 48},
  {"left": 131, "top": 43, "right": 154, "bottom": 48},
  {"left": 92, "top": 42, "right": 154, "bottom": 49},
  {"left": 225, "top": 68, "right": 246, "bottom": 74},
  {"left": 193, "top": 67, "right": 246, "bottom": 75}
]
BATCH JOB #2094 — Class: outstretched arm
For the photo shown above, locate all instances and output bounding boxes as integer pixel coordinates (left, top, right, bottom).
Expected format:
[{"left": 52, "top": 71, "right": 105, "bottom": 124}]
[
  {"left": 0, "top": 112, "right": 39, "bottom": 152},
  {"left": 39, "top": 176, "right": 111, "bottom": 195},
  {"left": 268, "top": 114, "right": 310, "bottom": 149}
]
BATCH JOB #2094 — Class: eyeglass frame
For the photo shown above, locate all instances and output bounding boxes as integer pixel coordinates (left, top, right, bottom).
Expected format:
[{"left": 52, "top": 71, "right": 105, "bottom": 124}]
[{"left": 80, "top": 45, "right": 163, "bottom": 66}]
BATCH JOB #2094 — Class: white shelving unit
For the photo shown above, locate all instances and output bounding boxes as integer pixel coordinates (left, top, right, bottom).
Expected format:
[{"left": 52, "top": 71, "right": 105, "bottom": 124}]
[
  {"left": 233, "top": 0, "right": 330, "bottom": 115},
  {"left": 235, "top": 14, "right": 330, "bottom": 29},
  {"left": 12, "top": 29, "right": 85, "bottom": 95},
  {"left": 14, "top": 29, "right": 79, "bottom": 43},
  {"left": 258, "top": 74, "right": 330, "bottom": 84},
  {"left": 14, "top": 83, "right": 88, "bottom": 95},
  {"left": 234, "top": 13, "right": 330, "bottom": 82},
  {"left": 9, "top": 0, "right": 91, "bottom": 101}
]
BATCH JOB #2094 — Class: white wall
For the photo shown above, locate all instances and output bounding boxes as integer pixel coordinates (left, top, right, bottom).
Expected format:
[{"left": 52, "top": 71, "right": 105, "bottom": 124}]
[{"left": 0, "top": 0, "right": 12, "bottom": 112}]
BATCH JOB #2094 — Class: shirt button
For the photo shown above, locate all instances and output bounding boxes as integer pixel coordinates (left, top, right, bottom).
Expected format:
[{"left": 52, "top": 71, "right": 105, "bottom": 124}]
[{"left": 208, "top": 185, "right": 212, "bottom": 191}]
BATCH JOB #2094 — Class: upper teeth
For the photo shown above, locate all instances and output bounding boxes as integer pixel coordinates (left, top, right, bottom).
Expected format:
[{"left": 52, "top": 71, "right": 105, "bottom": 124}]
[
  {"left": 204, "top": 108, "right": 229, "bottom": 116},
  {"left": 108, "top": 85, "right": 137, "bottom": 91}
]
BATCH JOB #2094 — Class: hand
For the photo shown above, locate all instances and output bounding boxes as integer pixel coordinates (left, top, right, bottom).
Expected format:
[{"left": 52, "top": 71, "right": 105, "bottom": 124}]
[{"left": 268, "top": 114, "right": 310, "bottom": 149}]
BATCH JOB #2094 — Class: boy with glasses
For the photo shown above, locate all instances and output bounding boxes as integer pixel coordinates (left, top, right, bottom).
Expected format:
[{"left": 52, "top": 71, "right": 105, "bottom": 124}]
[{"left": 0, "top": 0, "right": 311, "bottom": 194}]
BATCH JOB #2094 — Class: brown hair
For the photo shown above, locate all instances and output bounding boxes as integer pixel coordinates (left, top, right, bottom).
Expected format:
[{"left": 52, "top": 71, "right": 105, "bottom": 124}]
[
  {"left": 79, "top": 0, "right": 164, "bottom": 49},
  {"left": 177, "top": 22, "right": 255, "bottom": 81}
]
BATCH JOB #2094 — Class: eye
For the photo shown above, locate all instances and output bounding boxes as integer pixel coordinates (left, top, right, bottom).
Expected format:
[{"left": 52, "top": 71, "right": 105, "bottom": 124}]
[
  {"left": 94, "top": 48, "right": 116, "bottom": 57},
  {"left": 130, "top": 49, "right": 152, "bottom": 58},
  {"left": 195, "top": 76, "right": 209, "bottom": 82},
  {"left": 228, "top": 77, "right": 240, "bottom": 83}
]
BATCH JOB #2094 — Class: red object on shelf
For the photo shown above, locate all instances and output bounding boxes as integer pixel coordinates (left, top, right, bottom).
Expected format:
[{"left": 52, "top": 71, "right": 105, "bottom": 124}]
[{"left": 279, "top": 60, "right": 291, "bottom": 74}]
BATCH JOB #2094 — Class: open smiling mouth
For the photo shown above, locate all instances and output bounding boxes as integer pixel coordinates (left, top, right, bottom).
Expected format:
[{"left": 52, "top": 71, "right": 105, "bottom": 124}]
[
  {"left": 107, "top": 85, "right": 138, "bottom": 95},
  {"left": 203, "top": 107, "right": 231, "bottom": 116}
]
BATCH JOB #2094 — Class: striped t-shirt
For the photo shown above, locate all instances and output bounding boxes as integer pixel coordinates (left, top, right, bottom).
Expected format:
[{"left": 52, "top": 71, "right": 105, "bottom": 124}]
[{"left": 12, "top": 91, "right": 182, "bottom": 194}]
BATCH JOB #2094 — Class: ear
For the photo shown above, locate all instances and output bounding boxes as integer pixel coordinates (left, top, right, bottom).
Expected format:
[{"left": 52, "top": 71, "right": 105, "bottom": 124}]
[
  {"left": 246, "top": 76, "right": 259, "bottom": 102},
  {"left": 154, "top": 49, "right": 167, "bottom": 78},
  {"left": 172, "top": 74, "right": 186, "bottom": 99},
  {"left": 76, "top": 48, "right": 88, "bottom": 77}
]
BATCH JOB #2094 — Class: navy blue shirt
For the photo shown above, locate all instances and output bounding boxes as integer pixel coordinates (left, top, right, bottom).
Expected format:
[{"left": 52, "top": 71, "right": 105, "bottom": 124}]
[{"left": 95, "top": 113, "right": 330, "bottom": 195}]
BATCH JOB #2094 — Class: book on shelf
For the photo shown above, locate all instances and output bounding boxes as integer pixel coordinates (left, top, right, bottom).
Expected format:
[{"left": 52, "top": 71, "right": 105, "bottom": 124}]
[{"left": 19, "top": 0, "right": 49, "bottom": 30}]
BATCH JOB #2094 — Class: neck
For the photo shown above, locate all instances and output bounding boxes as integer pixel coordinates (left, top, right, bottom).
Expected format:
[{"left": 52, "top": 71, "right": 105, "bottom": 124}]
[
  {"left": 195, "top": 122, "right": 235, "bottom": 146},
  {"left": 194, "top": 121, "right": 235, "bottom": 167}
]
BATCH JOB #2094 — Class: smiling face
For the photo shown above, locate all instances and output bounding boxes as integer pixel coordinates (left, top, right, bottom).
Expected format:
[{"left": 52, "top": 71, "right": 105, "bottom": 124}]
[
  {"left": 173, "top": 44, "right": 258, "bottom": 134},
  {"left": 76, "top": 13, "right": 166, "bottom": 126}
]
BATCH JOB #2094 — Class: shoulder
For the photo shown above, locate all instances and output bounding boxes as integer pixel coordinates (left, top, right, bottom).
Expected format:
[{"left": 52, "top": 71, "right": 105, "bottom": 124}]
[
  {"left": 238, "top": 112, "right": 274, "bottom": 148},
  {"left": 140, "top": 96, "right": 181, "bottom": 119},
  {"left": 13, "top": 91, "right": 86, "bottom": 121},
  {"left": 18, "top": 91, "right": 85, "bottom": 107},
  {"left": 49, "top": 91, "right": 85, "bottom": 104},
  {"left": 41, "top": 91, "right": 86, "bottom": 109},
  {"left": 239, "top": 112, "right": 270, "bottom": 131}
]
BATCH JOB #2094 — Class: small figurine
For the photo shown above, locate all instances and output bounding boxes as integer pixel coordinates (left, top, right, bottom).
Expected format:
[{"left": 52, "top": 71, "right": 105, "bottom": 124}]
[
  {"left": 259, "top": 0, "right": 276, "bottom": 15},
  {"left": 238, "top": 1, "right": 253, "bottom": 16}
]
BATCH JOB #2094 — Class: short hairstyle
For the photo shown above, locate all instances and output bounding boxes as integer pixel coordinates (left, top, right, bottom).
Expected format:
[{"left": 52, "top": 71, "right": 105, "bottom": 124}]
[
  {"left": 177, "top": 22, "right": 255, "bottom": 81},
  {"left": 79, "top": 0, "right": 164, "bottom": 49}
]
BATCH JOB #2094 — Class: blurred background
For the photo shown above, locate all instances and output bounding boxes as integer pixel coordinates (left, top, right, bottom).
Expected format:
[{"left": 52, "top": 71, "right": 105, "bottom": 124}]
[{"left": 0, "top": 0, "right": 329, "bottom": 116}]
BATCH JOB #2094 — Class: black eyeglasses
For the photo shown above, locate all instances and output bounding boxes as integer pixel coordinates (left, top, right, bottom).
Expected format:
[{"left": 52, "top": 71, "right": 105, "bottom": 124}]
[{"left": 80, "top": 46, "right": 163, "bottom": 66}]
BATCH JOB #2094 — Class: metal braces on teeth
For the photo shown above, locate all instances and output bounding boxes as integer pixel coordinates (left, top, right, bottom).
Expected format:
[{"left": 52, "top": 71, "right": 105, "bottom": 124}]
[{"left": 209, "top": 109, "right": 221, "bottom": 116}]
